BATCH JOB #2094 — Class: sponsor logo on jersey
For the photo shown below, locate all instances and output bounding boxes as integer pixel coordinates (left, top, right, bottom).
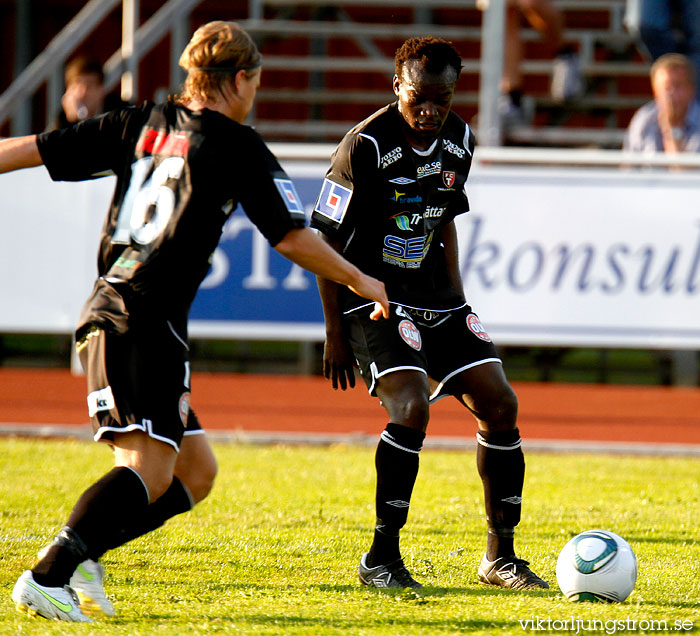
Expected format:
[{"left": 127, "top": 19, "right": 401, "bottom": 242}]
[
  {"left": 383, "top": 233, "right": 432, "bottom": 268},
  {"left": 391, "top": 190, "right": 423, "bottom": 204},
  {"left": 388, "top": 176, "right": 416, "bottom": 184},
  {"left": 315, "top": 178, "right": 353, "bottom": 223},
  {"left": 417, "top": 161, "right": 441, "bottom": 178},
  {"left": 424, "top": 206, "right": 445, "bottom": 219},
  {"left": 442, "top": 138, "right": 466, "bottom": 159},
  {"left": 273, "top": 178, "right": 305, "bottom": 215},
  {"left": 87, "top": 386, "right": 115, "bottom": 417},
  {"left": 398, "top": 319, "right": 422, "bottom": 350},
  {"left": 467, "top": 313, "right": 492, "bottom": 342},
  {"left": 380, "top": 146, "right": 403, "bottom": 169},
  {"left": 443, "top": 171, "right": 456, "bottom": 188},
  {"left": 179, "top": 391, "right": 191, "bottom": 426},
  {"left": 394, "top": 215, "right": 411, "bottom": 231},
  {"left": 136, "top": 129, "right": 190, "bottom": 157}
]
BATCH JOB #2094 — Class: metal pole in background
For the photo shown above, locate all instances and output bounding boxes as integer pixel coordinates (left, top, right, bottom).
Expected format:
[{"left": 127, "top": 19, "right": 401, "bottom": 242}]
[
  {"left": 12, "top": 0, "right": 32, "bottom": 135},
  {"left": 170, "top": 15, "right": 190, "bottom": 92},
  {"left": 477, "top": 0, "right": 505, "bottom": 147},
  {"left": 121, "top": 0, "right": 139, "bottom": 102}
]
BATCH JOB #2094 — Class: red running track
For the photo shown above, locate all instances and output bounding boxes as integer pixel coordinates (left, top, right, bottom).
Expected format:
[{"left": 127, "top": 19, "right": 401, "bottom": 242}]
[{"left": 1, "top": 368, "right": 699, "bottom": 445}]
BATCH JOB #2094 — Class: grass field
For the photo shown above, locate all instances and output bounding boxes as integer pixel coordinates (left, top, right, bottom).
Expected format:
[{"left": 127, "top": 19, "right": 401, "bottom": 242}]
[{"left": 0, "top": 438, "right": 698, "bottom": 635}]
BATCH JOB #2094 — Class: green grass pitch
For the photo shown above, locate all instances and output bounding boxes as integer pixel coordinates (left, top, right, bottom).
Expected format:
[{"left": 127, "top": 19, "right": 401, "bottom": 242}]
[{"left": 0, "top": 438, "right": 698, "bottom": 635}]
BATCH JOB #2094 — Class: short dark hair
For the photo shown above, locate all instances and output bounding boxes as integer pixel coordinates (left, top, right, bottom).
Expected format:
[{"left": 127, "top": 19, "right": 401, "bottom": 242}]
[{"left": 394, "top": 36, "right": 462, "bottom": 79}]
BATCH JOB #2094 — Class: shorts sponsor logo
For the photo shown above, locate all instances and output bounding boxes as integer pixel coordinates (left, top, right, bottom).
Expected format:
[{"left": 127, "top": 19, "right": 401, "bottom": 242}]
[
  {"left": 467, "top": 313, "right": 492, "bottom": 342},
  {"left": 380, "top": 146, "right": 402, "bottom": 169},
  {"left": 273, "top": 178, "right": 305, "bottom": 215},
  {"left": 179, "top": 391, "right": 191, "bottom": 426},
  {"left": 443, "top": 170, "right": 456, "bottom": 188},
  {"left": 443, "top": 138, "right": 466, "bottom": 159},
  {"left": 315, "top": 178, "right": 353, "bottom": 223},
  {"left": 87, "top": 386, "right": 115, "bottom": 417},
  {"left": 398, "top": 319, "right": 422, "bottom": 350}
]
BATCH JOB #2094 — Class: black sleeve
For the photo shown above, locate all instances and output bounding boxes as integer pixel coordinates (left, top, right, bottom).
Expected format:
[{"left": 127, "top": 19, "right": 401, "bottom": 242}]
[
  {"left": 36, "top": 103, "right": 153, "bottom": 182},
  {"left": 234, "top": 128, "right": 307, "bottom": 247}
]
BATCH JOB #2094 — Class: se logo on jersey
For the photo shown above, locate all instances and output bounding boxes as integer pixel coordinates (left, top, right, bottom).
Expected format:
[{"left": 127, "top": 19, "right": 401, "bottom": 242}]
[
  {"left": 273, "top": 178, "right": 305, "bottom": 215},
  {"left": 314, "top": 178, "right": 353, "bottom": 223}
]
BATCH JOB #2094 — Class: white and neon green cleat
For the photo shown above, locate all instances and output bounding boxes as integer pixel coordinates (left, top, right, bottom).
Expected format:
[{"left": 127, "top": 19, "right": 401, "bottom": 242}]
[
  {"left": 12, "top": 570, "right": 93, "bottom": 622},
  {"left": 70, "top": 559, "right": 116, "bottom": 617}
]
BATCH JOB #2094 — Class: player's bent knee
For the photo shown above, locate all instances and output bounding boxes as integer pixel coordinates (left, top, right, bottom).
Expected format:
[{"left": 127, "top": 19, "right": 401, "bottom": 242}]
[
  {"left": 387, "top": 395, "right": 429, "bottom": 430},
  {"left": 188, "top": 463, "right": 218, "bottom": 504},
  {"left": 177, "top": 454, "right": 218, "bottom": 504},
  {"left": 478, "top": 388, "right": 518, "bottom": 431}
]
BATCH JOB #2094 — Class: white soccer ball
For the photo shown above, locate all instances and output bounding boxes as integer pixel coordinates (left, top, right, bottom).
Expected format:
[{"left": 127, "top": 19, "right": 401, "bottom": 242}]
[{"left": 556, "top": 529, "right": 638, "bottom": 602}]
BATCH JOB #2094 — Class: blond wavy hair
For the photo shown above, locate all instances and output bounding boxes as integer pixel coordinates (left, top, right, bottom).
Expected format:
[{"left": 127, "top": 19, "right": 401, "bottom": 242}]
[{"left": 175, "top": 21, "right": 261, "bottom": 104}]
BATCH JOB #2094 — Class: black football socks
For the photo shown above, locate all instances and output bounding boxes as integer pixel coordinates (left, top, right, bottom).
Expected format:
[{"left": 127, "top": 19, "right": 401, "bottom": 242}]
[
  {"left": 366, "top": 423, "right": 425, "bottom": 567},
  {"left": 476, "top": 427, "right": 525, "bottom": 560},
  {"left": 94, "top": 476, "right": 194, "bottom": 559},
  {"left": 32, "top": 466, "right": 149, "bottom": 587}
]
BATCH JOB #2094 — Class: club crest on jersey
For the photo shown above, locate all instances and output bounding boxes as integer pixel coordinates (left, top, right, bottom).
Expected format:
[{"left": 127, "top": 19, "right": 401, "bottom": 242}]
[
  {"left": 443, "top": 171, "right": 456, "bottom": 188},
  {"left": 179, "top": 392, "right": 191, "bottom": 426},
  {"left": 398, "top": 319, "right": 422, "bottom": 350},
  {"left": 467, "top": 313, "right": 491, "bottom": 342},
  {"left": 315, "top": 178, "right": 353, "bottom": 223},
  {"left": 273, "top": 178, "right": 305, "bottom": 215}
]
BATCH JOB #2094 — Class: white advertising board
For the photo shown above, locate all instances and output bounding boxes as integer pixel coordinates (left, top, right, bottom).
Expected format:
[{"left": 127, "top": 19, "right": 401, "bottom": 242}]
[
  {"left": 1, "top": 154, "right": 699, "bottom": 349},
  {"left": 460, "top": 165, "right": 700, "bottom": 348}
]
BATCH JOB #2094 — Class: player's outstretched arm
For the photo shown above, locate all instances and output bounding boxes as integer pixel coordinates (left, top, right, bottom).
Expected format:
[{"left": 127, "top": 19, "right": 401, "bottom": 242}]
[
  {"left": 275, "top": 227, "right": 389, "bottom": 320},
  {"left": 0, "top": 136, "right": 42, "bottom": 174}
]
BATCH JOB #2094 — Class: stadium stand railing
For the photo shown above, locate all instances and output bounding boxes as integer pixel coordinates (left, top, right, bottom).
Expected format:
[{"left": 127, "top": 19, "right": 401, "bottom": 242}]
[{"left": 0, "top": 0, "right": 647, "bottom": 148}]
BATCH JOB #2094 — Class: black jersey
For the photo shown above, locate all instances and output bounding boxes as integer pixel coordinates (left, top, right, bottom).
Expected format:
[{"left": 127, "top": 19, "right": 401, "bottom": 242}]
[
  {"left": 37, "top": 101, "right": 306, "bottom": 336},
  {"left": 310, "top": 102, "right": 474, "bottom": 312}
]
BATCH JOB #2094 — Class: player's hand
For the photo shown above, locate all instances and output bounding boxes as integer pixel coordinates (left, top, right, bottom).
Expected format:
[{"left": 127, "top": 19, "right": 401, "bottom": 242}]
[
  {"left": 348, "top": 275, "right": 389, "bottom": 320},
  {"left": 323, "top": 334, "right": 356, "bottom": 390}
]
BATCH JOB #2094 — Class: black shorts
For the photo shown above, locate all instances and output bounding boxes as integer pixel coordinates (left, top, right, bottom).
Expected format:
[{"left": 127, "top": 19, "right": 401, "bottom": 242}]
[
  {"left": 345, "top": 303, "right": 501, "bottom": 401},
  {"left": 76, "top": 322, "right": 203, "bottom": 451}
]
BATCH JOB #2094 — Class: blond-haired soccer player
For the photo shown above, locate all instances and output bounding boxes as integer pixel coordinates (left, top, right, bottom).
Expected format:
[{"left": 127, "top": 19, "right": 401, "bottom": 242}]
[{"left": 3, "top": 21, "right": 388, "bottom": 622}]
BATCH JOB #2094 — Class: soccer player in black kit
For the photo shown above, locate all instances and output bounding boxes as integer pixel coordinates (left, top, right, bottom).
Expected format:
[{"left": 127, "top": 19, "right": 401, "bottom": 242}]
[
  {"left": 311, "top": 36, "right": 548, "bottom": 591},
  {"left": 0, "top": 21, "right": 388, "bottom": 622}
]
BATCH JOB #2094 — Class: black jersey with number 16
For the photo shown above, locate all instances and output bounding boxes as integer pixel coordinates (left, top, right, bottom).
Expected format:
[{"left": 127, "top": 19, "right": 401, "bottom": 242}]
[{"left": 37, "top": 101, "right": 306, "bottom": 336}]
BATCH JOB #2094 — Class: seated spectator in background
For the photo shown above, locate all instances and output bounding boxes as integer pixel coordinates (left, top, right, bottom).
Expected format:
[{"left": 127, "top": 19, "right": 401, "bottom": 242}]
[
  {"left": 49, "top": 57, "right": 127, "bottom": 130},
  {"left": 633, "top": 0, "right": 700, "bottom": 90},
  {"left": 477, "top": 0, "right": 584, "bottom": 125},
  {"left": 624, "top": 53, "right": 700, "bottom": 153}
]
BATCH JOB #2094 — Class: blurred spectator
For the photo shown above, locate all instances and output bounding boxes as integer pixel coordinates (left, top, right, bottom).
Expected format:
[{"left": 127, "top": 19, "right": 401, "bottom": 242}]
[
  {"left": 624, "top": 53, "right": 700, "bottom": 152},
  {"left": 633, "top": 0, "right": 700, "bottom": 89},
  {"left": 49, "top": 57, "right": 127, "bottom": 130},
  {"left": 477, "top": 0, "right": 584, "bottom": 125}
]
